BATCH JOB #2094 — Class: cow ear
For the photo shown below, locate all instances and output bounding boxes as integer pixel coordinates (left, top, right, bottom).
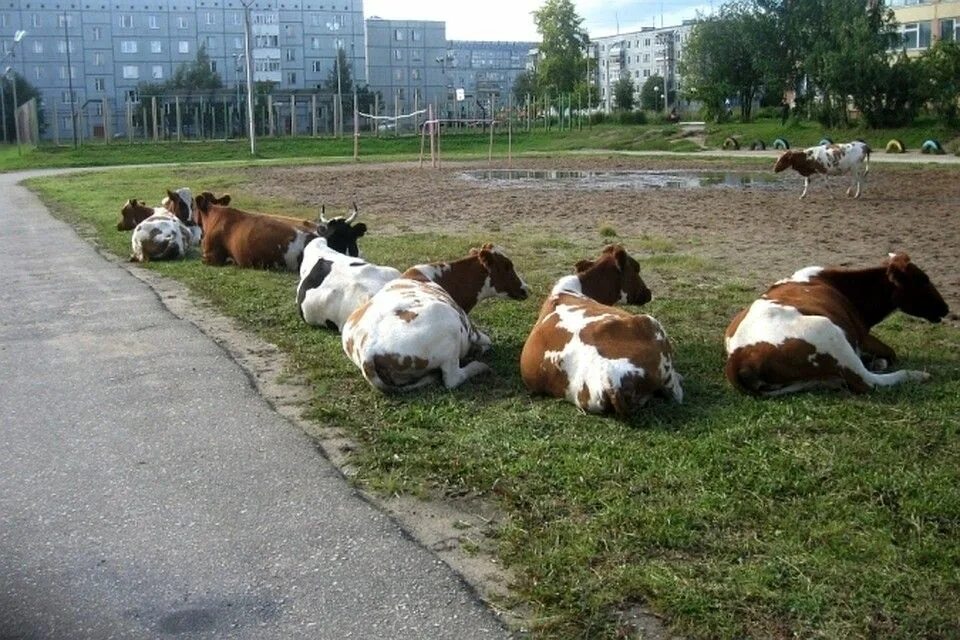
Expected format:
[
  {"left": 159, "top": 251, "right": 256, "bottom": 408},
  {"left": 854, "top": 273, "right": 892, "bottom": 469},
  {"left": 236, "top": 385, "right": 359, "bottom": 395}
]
[
  {"left": 166, "top": 189, "right": 177, "bottom": 201},
  {"left": 886, "top": 252, "right": 912, "bottom": 279},
  {"left": 195, "top": 193, "right": 210, "bottom": 212},
  {"left": 612, "top": 246, "right": 629, "bottom": 271},
  {"left": 477, "top": 246, "right": 494, "bottom": 269},
  {"left": 574, "top": 259, "right": 593, "bottom": 273},
  {"left": 353, "top": 223, "right": 367, "bottom": 238},
  {"left": 217, "top": 193, "right": 231, "bottom": 205}
]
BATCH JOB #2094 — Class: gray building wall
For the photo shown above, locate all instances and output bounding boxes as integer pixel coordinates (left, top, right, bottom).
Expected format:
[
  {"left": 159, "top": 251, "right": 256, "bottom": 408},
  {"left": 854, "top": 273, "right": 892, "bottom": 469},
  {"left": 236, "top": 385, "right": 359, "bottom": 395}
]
[
  {"left": 364, "top": 17, "right": 446, "bottom": 116},
  {"left": 445, "top": 40, "right": 535, "bottom": 109}
]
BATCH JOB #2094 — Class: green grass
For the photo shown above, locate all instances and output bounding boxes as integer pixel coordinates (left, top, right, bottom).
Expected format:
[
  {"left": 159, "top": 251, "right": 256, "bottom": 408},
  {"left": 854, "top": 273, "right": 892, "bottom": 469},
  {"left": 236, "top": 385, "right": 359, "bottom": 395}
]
[{"left": 27, "top": 165, "right": 960, "bottom": 639}]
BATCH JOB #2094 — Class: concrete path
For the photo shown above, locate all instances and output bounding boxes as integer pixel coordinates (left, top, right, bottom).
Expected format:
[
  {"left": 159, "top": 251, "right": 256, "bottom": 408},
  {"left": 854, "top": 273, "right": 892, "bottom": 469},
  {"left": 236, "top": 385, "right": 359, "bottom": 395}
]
[{"left": 0, "top": 170, "right": 512, "bottom": 639}]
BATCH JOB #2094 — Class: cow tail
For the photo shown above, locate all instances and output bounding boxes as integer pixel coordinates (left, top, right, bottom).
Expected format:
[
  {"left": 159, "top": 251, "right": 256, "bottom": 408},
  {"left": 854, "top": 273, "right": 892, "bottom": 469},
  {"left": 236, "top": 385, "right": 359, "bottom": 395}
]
[
  {"left": 724, "top": 357, "right": 764, "bottom": 396},
  {"left": 863, "top": 144, "right": 871, "bottom": 175}
]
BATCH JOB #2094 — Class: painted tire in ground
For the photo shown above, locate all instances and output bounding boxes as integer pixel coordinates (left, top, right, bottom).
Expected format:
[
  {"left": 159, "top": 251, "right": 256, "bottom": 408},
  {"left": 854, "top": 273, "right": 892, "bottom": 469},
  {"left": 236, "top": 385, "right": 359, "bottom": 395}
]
[
  {"left": 921, "top": 139, "right": 943, "bottom": 154},
  {"left": 885, "top": 138, "right": 906, "bottom": 153},
  {"left": 818, "top": 137, "right": 833, "bottom": 146},
  {"left": 749, "top": 139, "right": 766, "bottom": 151},
  {"left": 722, "top": 136, "right": 740, "bottom": 150},
  {"left": 773, "top": 138, "right": 789, "bottom": 150}
]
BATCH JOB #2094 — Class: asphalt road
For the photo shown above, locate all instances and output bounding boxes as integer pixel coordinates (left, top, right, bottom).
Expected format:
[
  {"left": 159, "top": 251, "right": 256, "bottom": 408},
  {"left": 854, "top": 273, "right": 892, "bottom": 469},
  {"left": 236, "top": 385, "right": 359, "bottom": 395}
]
[{"left": 0, "top": 170, "right": 511, "bottom": 639}]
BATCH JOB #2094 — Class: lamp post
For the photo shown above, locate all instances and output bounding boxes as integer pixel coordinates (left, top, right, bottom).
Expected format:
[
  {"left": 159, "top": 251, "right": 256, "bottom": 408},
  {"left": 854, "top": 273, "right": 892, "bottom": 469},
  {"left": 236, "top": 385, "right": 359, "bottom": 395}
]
[
  {"left": 654, "top": 85, "right": 661, "bottom": 112},
  {"left": 5, "top": 66, "right": 21, "bottom": 155},
  {"left": 2, "top": 30, "right": 27, "bottom": 146}
]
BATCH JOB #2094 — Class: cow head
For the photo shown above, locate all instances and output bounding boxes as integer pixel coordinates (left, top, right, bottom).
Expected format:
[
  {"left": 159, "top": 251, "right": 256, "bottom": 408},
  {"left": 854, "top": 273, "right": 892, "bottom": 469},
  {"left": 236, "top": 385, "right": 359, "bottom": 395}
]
[
  {"left": 118, "top": 198, "right": 152, "bottom": 230},
  {"left": 318, "top": 203, "right": 366, "bottom": 257},
  {"left": 472, "top": 243, "right": 530, "bottom": 301},
  {"left": 574, "top": 244, "right": 651, "bottom": 306},
  {"left": 887, "top": 252, "right": 949, "bottom": 323},
  {"left": 773, "top": 150, "right": 802, "bottom": 173},
  {"left": 163, "top": 187, "right": 195, "bottom": 224},
  {"left": 193, "top": 191, "right": 233, "bottom": 226}
]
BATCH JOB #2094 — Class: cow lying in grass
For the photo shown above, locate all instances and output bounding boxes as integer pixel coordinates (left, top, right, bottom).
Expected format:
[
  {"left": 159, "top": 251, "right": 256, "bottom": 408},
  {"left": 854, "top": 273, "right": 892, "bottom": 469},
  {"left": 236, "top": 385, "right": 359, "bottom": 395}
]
[
  {"left": 520, "top": 244, "right": 682, "bottom": 417},
  {"left": 724, "top": 253, "right": 948, "bottom": 396},
  {"left": 342, "top": 244, "right": 529, "bottom": 391},
  {"left": 297, "top": 237, "right": 401, "bottom": 331},
  {"left": 773, "top": 140, "right": 871, "bottom": 199}
]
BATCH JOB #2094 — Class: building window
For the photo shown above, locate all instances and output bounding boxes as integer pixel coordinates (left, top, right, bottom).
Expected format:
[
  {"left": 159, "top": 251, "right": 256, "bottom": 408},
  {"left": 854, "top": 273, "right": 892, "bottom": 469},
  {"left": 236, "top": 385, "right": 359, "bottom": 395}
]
[
  {"left": 94, "top": 52, "right": 105, "bottom": 66},
  {"left": 312, "top": 60, "right": 324, "bottom": 72},
  {"left": 942, "top": 18, "right": 959, "bottom": 42},
  {"left": 900, "top": 21, "right": 932, "bottom": 49},
  {"left": 411, "top": 49, "right": 422, "bottom": 62},
  {"left": 151, "top": 41, "right": 162, "bottom": 53},
  {"left": 394, "top": 49, "right": 403, "bottom": 61},
  {"left": 394, "top": 69, "right": 404, "bottom": 81},
  {"left": 62, "top": 90, "right": 77, "bottom": 104},
  {"left": 285, "top": 48, "right": 296, "bottom": 61},
  {"left": 179, "top": 41, "right": 190, "bottom": 54},
  {"left": 120, "top": 15, "right": 134, "bottom": 28},
  {"left": 59, "top": 66, "right": 76, "bottom": 79},
  {"left": 31, "top": 13, "right": 41, "bottom": 28},
  {"left": 93, "top": 26, "right": 102, "bottom": 41},
  {"left": 234, "top": 12, "right": 242, "bottom": 25},
  {"left": 121, "top": 41, "right": 138, "bottom": 54},
  {"left": 34, "top": 66, "right": 43, "bottom": 80},
  {"left": 95, "top": 77, "right": 105, "bottom": 91},
  {"left": 205, "top": 35, "right": 217, "bottom": 50},
  {"left": 94, "top": 103, "right": 103, "bottom": 116},
  {"left": 58, "top": 14, "right": 73, "bottom": 28},
  {"left": 178, "top": 16, "right": 188, "bottom": 29},
  {"left": 127, "top": 89, "right": 140, "bottom": 104},
  {"left": 206, "top": 12, "right": 215, "bottom": 25},
  {"left": 210, "top": 60, "right": 218, "bottom": 73},
  {"left": 33, "top": 41, "right": 43, "bottom": 54},
  {"left": 58, "top": 41, "right": 76, "bottom": 54},
  {"left": 235, "top": 37, "right": 243, "bottom": 50},
  {"left": 287, "top": 71, "right": 297, "bottom": 84},
  {"left": 123, "top": 65, "right": 140, "bottom": 79},
  {"left": 394, "top": 29, "right": 404, "bottom": 41},
  {"left": 311, "top": 36, "right": 321, "bottom": 50},
  {"left": 411, "top": 69, "right": 420, "bottom": 80},
  {"left": 149, "top": 15, "right": 159, "bottom": 29},
  {"left": 411, "top": 30, "right": 421, "bottom": 42}
]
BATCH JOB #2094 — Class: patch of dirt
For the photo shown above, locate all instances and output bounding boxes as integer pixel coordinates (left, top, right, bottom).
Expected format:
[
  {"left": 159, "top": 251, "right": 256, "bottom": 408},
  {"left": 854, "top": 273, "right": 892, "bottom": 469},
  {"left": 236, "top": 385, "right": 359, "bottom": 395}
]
[{"left": 242, "top": 156, "right": 960, "bottom": 319}]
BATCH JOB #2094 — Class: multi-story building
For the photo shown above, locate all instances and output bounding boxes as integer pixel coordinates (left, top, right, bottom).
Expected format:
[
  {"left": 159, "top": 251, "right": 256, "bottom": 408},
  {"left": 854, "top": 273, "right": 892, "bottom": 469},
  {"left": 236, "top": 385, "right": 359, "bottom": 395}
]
[
  {"left": 889, "top": 0, "right": 960, "bottom": 55},
  {"left": 364, "top": 17, "right": 446, "bottom": 117},
  {"left": 445, "top": 40, "right": 536, "bottom": 106},
  {"left": 591, "top": 21, "right": 694, "bottom": 113}
]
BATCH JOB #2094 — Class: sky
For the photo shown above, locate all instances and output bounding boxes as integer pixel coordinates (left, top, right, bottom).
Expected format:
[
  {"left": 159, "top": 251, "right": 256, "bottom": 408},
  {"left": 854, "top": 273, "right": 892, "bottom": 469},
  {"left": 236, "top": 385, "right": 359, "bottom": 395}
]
[{"left": 363, "top": 1, "right": 715, "bottom": 43}]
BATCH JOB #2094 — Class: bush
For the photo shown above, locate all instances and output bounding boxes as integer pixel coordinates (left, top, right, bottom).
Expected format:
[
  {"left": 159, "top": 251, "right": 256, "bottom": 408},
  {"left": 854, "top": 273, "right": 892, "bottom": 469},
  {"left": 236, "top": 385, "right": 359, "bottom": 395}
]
[{"left": 616, "top": 111, "right": 648, "bottom": 125}]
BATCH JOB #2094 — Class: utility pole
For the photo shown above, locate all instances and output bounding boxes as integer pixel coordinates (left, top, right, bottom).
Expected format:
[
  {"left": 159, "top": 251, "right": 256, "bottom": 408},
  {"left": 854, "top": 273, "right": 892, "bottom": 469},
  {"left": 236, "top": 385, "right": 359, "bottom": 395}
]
[
  {"left": 63, "top": 12, "right": 78, "bottom": 148},
  {"left": 241, "top": 0, "right": 256, "bottom": 154}
]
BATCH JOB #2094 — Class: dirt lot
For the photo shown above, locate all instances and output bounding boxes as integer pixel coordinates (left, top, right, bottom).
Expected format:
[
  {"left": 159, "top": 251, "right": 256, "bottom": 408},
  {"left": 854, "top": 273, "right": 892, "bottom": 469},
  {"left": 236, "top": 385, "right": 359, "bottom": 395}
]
[{"left": 246, "top": 156, "right": 960, "bottom": 320}]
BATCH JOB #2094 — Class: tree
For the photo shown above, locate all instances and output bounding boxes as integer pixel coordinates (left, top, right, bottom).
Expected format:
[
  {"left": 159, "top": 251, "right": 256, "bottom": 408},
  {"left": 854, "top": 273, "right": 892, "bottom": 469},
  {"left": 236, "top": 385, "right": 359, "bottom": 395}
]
[
  {"left": 512, "top": 70, "right": 538, "bottom": 106},
  {"left": 640, "top": 75, "right": 665, "bottom": 111},
  {"left": 613, "top": 76, "right": 636, "bottom": 111},
  {"left": 533, "top": 0, "right": 589, "bottom": 95},
  {"left": 919, "top": 40, "right": 960, "bottom": 125},
  {"left": 168, "top": 45, "right": 223, "bottom": 93},
  {"left": 322, "top": 47, "right": 378, "bottom": 116},
  {"left": 1, "top": 72, "right": 46, "bottom": 140}
]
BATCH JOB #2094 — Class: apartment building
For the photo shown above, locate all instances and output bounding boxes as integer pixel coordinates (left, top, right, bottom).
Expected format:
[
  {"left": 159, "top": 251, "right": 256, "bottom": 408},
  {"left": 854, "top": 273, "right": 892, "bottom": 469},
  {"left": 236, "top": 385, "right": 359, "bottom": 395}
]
[
  {"left": 591, "top": 21, "right": 694, "bottom": 113},
  {"left": 889, "top": 0, "right": 960, "bottom": 54},
  {"left": 364, "top": 17, "right": 446, "bottom": 115}
]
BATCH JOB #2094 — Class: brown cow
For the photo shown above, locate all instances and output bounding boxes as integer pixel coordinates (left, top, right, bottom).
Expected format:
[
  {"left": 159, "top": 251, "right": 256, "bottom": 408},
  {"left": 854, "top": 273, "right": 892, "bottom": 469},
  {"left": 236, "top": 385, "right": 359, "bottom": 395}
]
[
  {"left": 193, "top": 192, "right": 317, "bottom": 271},
  {"left": 520, "top": 244, "right": 682, "bottom": 417},
  {"left": 724, "top": 253, "right": 948, "bottom": 396},
  {"left": 165, "top": 187, "right": 319, "bottom": 233},
  {"left": 118, "top": 199, "right": 166, "bottom": 231}
]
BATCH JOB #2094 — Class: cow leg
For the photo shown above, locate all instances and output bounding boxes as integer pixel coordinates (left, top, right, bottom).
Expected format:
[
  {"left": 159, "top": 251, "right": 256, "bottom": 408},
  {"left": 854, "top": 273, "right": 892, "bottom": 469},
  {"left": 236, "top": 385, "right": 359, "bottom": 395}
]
[
  {"left": 859, "top": 333, "right": 897, "bottom": 371},
  {"left": 826, "top": 334, "right": 926, "bottom": 392},
  {"left": 799, "top": 177, "right": 810, "bottom": 199},
  {"left": 440, "top": 360, "right": 491, "bottom": 389}
]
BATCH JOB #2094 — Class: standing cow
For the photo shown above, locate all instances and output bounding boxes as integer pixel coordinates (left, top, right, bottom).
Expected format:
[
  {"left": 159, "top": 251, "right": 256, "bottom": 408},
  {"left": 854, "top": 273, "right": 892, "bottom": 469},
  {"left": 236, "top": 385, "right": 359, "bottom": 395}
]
[
  {"left": 520, "top": 244, "right": 682, "bottom": 417},
  {"left": 774, "top": 140, "right": 871, "bottom": 199},
  {"left": 724, "top": 253, "right": 948, "bottom": 396}
]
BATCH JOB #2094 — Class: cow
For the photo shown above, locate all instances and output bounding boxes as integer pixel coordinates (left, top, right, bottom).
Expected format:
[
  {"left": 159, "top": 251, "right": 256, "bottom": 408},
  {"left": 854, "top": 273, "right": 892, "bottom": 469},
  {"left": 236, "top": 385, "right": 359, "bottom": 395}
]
[
  {"left": 773, "top": 140, "right": 871, "bottom": 199},
  {"left": 118, "top": 199, "right": 165, "bottom": 231},
  {"left": 163, "top": 187, "right": 322, "bottom": 233},
  {"left": 130, "top": 212, "right": 202, "bottom": 263},
  {"left": 296, "top": 237, "right": 401, "bottom": 332},
  {"left": 342, "top": 244, "right": 530, "bottom": 392},
  {"left": 723, "top": 253, "right": 948, "bottom": 397},
  {"left": 520, "top": 244, "right": 683, "bottom": 417}
]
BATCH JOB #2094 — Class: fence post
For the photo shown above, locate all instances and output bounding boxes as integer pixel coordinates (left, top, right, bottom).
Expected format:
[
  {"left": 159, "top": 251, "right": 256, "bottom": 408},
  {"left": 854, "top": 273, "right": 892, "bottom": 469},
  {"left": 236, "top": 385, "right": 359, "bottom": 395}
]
[
  {"left": 290, "top": 95, "right": 296, "bottom": 137},
  {"left": 126, "top": 100, "right": 133, "bottom": 143},
  {"left": 103, "top": 98, "right": 111, "bottom": 143},
  {"left": 353, "top": 90, "right": 359, "bottom": 161},
  {"left": 374, "top": 94, "right": 379, "bottom": 137},
  {"left": 311, "top": 94, "right": 317, "bottom": 137},
  {"left": 152, "top": 96, "right": 159, "bottom": 141},
  {"left": 394, "top": 91, "right": 399, "bottom": 138},
  {"left": 52, "top": 107, "right": 60, "bottom": 145},
  {"left": 267, "top": 95, "right": 274, "bottom": 137},
  {"left": 175, "top": 96, "right": 182, "bottom": 142},
  {"left": 222, "top": 101, "right": 228, "bottom": 139}
]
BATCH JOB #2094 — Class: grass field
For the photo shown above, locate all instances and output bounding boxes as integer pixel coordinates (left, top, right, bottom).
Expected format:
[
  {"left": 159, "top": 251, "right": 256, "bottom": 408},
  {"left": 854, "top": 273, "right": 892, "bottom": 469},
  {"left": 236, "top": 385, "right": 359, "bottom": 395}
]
[
  {"left": 2, "top": 115, "right": 957, "bottom": 173},
  {"left": 25, "top": 162, "right": 960, "bottom": 639}
]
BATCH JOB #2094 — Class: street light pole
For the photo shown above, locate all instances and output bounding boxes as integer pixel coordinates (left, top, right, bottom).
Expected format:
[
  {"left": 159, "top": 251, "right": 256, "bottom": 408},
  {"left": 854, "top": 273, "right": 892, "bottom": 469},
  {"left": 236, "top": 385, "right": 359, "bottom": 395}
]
[
  {"left": 62, "top": 13, "right": 78, "bottom": 147},
  {"left": 5, "top": 67, "right": 21, "bottom": 155},
  {"left": 0, "top": 80, "right": 7, "bottom": 144},
  {"left": 241, "top": 0, "right": 256, "bottom": 155}
]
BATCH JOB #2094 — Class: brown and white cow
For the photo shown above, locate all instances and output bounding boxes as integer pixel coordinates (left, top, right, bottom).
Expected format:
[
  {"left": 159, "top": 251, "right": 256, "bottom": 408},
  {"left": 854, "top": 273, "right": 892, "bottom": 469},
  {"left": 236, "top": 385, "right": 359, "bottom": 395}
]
[
  {"left": 520, "top": 245, "right": 682, "bottom": 417},
  {"left": 773, "top": 140, "right": 871, "bottom": 199},
  {"left": 163, "top": 187, "right": 324, "bottom": 232},
  {"left": 724, "top": 253, "right": 948, "bottom": 396},
  {"left": 118, "top": 199, "right": 165, "bottom": 231},
  {"left": 130, "top": 213, "right": 202, "bottom": 263},
  {"left": 342, "top": 244, "right": 530, "bottom": 391}
]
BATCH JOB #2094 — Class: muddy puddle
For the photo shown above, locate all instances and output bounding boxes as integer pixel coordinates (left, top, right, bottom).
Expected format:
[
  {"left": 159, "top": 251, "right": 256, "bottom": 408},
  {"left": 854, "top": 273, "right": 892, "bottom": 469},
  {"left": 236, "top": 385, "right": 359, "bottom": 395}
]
[{"left": 460, "top": 169, "right": 787, "bottom": 191}]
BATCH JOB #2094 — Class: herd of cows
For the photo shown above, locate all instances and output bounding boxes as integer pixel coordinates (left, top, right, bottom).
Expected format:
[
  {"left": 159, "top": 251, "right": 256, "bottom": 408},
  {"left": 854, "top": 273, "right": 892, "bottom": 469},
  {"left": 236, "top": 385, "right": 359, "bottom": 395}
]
[{"left": 115, "top": 145, "right": 949, "bottom": 417}]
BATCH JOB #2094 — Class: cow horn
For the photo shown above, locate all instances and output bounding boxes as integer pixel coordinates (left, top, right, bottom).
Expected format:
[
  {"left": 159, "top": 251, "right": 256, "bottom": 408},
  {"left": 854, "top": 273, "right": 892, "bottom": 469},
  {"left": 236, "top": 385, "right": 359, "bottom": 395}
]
[
  {"left": 318, "top": 204, "right": 328, "bottom": 224},
  {"left": 345, "top": 202, "right": 359, "bottom": 224}
]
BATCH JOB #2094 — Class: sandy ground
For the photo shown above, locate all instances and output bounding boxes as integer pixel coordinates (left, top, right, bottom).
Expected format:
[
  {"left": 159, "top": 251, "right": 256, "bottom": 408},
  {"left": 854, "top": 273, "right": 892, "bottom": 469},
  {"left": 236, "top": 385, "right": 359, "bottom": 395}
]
[{"left": 244, "top": 156, "right": 960, "bottom": 318}]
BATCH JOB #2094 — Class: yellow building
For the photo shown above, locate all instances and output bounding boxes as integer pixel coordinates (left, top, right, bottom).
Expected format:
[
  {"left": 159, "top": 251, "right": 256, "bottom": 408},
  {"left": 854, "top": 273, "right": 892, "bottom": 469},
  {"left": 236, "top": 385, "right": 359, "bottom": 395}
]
[{"left": 890, "top": 0, "right": 960, "bottom": 56}]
